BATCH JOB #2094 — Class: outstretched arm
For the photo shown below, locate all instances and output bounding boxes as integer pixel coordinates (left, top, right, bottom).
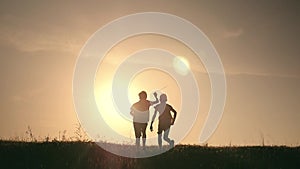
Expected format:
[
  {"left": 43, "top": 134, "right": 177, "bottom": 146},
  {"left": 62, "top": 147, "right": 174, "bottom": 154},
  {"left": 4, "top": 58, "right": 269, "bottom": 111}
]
[{"left": 150, "top": 92, "right": 159, "bottom": 105}]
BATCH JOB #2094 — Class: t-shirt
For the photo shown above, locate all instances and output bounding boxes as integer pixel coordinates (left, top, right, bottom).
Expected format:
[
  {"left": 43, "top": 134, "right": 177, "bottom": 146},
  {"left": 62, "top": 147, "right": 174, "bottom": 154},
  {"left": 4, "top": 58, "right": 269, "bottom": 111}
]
[
  {"left": 154, "top": 103, "right": 173, "bottom": 123},
  {"left": 131, "top": 100, "right": 151, "bottom": 123}
]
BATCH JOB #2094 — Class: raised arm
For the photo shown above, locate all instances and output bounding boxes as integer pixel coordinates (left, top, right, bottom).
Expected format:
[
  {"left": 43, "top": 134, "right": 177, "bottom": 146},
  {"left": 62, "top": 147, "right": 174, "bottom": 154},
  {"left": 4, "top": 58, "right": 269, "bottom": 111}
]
[{"left": 150, "top": 92, "right": 159, "bottom": 105}]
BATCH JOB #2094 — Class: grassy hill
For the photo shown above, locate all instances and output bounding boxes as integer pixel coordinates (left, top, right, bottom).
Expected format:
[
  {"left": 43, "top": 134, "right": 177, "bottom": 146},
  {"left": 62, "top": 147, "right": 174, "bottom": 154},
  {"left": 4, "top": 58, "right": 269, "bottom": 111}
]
[{"left": 0, "top": 141, "right": 299, "bottom": 169}]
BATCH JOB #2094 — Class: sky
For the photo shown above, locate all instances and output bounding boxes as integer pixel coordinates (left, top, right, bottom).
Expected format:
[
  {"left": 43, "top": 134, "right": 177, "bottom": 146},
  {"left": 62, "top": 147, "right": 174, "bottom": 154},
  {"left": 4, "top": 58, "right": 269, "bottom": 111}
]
[{"left": 0, "top": 0, "right": 300, "bottom": 146}]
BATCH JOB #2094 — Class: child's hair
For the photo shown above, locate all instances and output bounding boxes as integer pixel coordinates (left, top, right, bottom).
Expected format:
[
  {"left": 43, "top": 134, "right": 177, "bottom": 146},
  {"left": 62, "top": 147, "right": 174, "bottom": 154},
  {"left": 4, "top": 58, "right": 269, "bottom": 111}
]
[
  {"left": 160, "top": 94, "right": 167, "bottom": 102},
  {"left": 139, "top": 91, "right": 147, "bottom": 99}
]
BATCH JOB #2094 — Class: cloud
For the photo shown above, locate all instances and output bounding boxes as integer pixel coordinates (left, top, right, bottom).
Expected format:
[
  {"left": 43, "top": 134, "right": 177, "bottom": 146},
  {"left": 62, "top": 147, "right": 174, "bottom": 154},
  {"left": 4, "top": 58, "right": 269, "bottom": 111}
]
[
  {"left": 0, "top": 28, "right": 83, "bottom": 55},
  {"left": 223, "top": 28, "right": 244, "bottom": 39},
  {"left": 0, "top": 14, "right": 86, "bottom": 55},
  {"left": 10, "top": 87, "right": 45, "bottom": 103},
  {"left": 226, "top": 71, "right": 300, "bottom": 79}
]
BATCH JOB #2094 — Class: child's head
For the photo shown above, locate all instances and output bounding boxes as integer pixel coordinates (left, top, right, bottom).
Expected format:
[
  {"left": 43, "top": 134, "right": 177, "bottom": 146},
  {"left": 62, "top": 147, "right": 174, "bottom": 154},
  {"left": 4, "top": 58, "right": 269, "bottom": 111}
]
[
  {"left": 160, "top": 94, "right": 167, "bottom": 102},
  {"left": 138, "top": 91, "right": 147, "bottom": 100}
]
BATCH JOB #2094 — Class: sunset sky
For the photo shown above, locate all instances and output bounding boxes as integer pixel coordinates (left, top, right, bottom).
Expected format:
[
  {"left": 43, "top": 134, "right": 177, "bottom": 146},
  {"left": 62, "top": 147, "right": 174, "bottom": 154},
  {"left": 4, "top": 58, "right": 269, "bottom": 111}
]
[{"left": 0, "top": 0, "right": 299, "bottom": 146}]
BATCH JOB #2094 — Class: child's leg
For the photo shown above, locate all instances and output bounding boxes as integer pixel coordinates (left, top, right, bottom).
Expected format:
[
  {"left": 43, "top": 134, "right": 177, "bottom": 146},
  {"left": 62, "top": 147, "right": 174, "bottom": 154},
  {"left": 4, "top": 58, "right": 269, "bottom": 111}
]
[
  {"left": 133, "top": 123, "right": 141, "bottom": 147},
  {"left": 163, "top": 128, "right": 174, "bottom": 147},
  {"left": 135, "top": 137, "right": 140, "bottom": 147},
  {"left": 158, "top": 133, "right": 162, "bottom": 149},
  {"left": 141, "top": 124, "right": 147, "bottom": 148},
  {"left": 163, "top": 128, "right": 171, "bottom": 143}
]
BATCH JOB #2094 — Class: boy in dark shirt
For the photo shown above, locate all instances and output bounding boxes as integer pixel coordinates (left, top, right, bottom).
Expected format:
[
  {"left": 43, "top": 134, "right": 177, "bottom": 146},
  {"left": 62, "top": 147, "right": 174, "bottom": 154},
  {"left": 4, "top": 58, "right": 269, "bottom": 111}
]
[{"left": 150, "top": 93, "right": 177, "bottom": 149}]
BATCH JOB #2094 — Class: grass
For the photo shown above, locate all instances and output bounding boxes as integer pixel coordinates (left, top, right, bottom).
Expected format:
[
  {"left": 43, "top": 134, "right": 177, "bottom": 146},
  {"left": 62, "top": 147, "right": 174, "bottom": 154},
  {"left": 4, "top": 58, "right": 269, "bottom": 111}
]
[{"left": 0, "top": 140, "right": 299, "bottom": 169}]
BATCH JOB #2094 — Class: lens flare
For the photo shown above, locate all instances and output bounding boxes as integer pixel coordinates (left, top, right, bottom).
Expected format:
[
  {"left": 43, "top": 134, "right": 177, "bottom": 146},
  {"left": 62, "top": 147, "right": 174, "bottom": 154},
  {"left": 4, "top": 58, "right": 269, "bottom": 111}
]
[{"left": 173, "top": 56, "right": 190, "bottom": 76}]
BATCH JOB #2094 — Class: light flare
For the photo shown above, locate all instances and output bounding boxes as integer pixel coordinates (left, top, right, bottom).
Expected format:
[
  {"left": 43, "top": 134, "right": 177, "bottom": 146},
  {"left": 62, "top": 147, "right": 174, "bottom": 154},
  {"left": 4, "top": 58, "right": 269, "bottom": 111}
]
[{"left": 173, "top": 56, "right": 190, "bottom": 76}]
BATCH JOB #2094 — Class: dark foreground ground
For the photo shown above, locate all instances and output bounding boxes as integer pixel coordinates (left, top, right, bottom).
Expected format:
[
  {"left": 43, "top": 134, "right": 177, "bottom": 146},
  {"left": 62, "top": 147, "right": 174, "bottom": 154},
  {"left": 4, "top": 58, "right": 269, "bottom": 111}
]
[{"left": 0, "top": 141, "right": 299, "bottom": 169}]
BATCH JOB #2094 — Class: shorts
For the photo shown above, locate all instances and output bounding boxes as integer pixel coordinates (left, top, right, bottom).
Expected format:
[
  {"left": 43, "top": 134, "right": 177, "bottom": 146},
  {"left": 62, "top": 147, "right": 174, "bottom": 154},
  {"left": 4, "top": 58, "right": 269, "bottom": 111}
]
[
  {"left": 133, "top": 122, "right": 147, "bottom": 138},
  {"left": 157, "top": 121, "right": 171, "bottom": 134}
]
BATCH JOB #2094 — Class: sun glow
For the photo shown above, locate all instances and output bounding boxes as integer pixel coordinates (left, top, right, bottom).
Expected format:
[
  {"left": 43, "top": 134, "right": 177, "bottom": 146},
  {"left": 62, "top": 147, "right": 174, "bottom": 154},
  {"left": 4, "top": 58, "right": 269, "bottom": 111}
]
[
  {"left": 92, "top": 34, "right": 208, "bottom": 144},
  {"left": 94, "top": 68, "right": 182, "bottom": 140}
]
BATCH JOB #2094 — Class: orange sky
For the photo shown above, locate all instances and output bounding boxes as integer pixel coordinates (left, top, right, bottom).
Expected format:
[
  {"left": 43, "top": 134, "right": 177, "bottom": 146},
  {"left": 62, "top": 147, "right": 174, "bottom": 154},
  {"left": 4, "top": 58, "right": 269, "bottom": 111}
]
[{"left": 0, "top": 0, "right": 300, "bottom": 146}]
